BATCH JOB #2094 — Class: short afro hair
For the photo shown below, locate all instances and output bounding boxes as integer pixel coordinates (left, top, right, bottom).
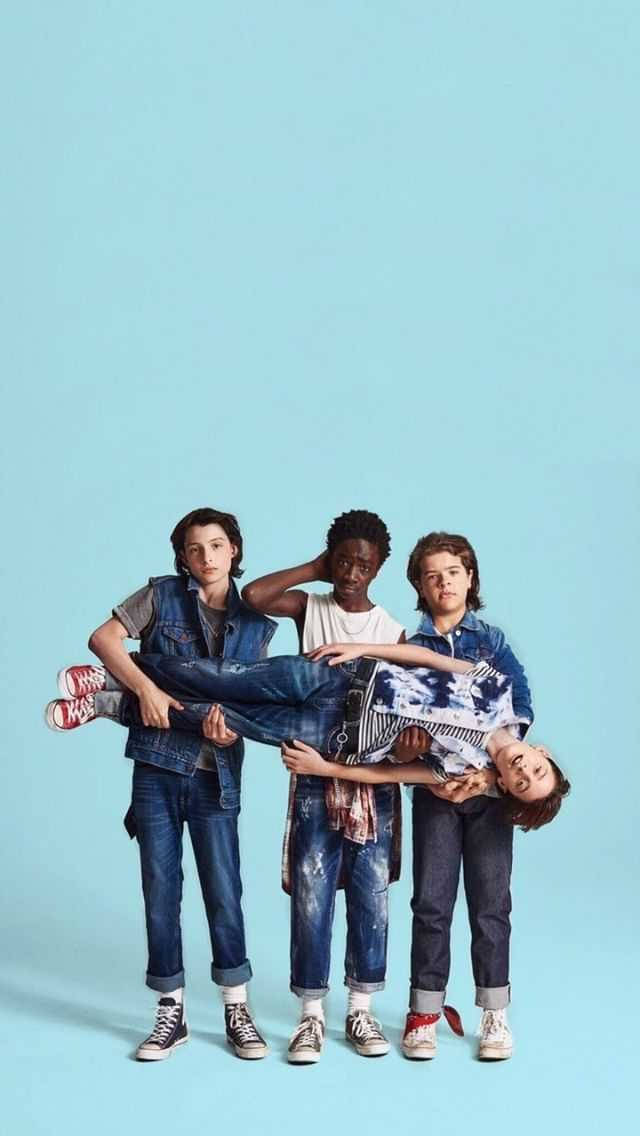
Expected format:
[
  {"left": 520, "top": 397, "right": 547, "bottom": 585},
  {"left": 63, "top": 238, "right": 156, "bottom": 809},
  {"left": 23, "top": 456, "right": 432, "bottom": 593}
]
[{"left": 325, "top": 510, "right": 391, "bottom": 565}]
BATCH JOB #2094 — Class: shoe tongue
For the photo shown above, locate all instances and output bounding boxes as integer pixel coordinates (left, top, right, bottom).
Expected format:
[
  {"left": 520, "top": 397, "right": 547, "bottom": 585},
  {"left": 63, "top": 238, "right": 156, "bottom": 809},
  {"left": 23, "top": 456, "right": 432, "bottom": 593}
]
[{"left": 158, "top": 997, "right": 177, "bottom": 1007}]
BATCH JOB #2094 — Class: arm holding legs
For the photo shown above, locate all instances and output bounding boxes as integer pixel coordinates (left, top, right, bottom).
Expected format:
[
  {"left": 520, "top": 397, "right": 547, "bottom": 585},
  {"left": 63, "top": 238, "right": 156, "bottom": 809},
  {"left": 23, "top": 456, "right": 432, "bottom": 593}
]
[{"left": 89, "top": 618, "right": 183, "bottom": 728}]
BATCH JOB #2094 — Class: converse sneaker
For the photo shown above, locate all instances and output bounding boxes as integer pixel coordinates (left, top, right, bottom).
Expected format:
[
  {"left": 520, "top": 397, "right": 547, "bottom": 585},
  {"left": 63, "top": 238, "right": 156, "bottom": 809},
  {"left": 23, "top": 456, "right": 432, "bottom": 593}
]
[
  {"left": 136, "top": 997, "right": 189, "bottom": 1062},
  {"left": 225, "top": 1003, "right": 269, "bottom": 1059},
  {"left": 402, "top": 1012, "right": 438, "bottom": 1059},
  {"left": 287, "top": 1015, "right": 325, "bottom": 1064},
  {"left": 345, "top": 1010, "right": 390, "bottom": 1057},
  {"left": 45, "top": 694, "right": 97, "bottom": 731},
  {"left": 58, "top": 664, "right": 107, "bottom": 699},
  {"left": 402, "top": 1005, "right": 464, "bottom": 1060},
  {"left": 477, "top": 1008, "right": 512, "bottom": 1060}
]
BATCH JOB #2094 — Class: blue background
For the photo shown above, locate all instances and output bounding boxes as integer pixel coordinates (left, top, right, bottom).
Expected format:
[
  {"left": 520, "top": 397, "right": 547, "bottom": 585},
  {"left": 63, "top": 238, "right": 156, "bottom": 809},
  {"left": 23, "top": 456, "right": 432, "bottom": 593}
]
[{"left": 2, "top": 2, "right": 637, "bottom": 1133}]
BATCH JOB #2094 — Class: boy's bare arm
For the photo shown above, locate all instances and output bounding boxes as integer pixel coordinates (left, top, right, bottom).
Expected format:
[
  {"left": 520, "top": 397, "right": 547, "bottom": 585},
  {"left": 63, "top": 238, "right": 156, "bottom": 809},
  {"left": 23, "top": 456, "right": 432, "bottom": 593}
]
[
  {"left": 241, "top": 553, "right": 331, "bottom": 624},
  {"left": 88, "top": 617, "right": 183, "bottom": 729},
  {"left": 281, "top": 740, "right": 441, "bottom": 785},
  {"left": 309, "top": 640, "right": 473, "bottom": 674}
]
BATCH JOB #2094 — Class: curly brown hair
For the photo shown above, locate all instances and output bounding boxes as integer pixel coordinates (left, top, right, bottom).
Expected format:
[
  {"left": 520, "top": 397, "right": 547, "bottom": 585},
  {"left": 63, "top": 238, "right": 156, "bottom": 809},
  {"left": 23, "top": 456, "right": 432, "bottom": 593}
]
[
  {"left": 407, "top": 532, "right": 484, "bottom": 613},
  {"left": 500, "top": 759, "right": 571, "bottom": 831}
]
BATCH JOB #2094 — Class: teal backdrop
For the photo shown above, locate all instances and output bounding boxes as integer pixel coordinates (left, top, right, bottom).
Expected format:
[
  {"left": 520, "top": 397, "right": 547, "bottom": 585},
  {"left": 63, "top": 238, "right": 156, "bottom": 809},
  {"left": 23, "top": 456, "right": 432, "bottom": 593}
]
[{"left": 2, "top": 3, "right": 637, "bottom": 1134}]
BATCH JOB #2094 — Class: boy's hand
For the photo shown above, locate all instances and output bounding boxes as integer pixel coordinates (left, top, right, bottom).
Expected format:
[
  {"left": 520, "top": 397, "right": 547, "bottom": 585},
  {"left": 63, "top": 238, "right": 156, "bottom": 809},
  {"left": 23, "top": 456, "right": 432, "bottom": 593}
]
[
  {"left": 138, "top": 685, "right": 184, "bottom": 729},
  {"left": 202, "top": 704, "right": 239, "bottom": 747},
  {"left": 307, "top": 643, "right": 365, "bottom": 665},
  {"left": 281, "top": 739, "right": 328, "bottom": 777},
  {"left": 309, "top": 551, "right": 332, "bottom": 583},
  {"left": 392, "top": 726, "right": 431, "bottom": 763},
  {"left": 429, "top": 768, "right": 497, "bottom": 804}
]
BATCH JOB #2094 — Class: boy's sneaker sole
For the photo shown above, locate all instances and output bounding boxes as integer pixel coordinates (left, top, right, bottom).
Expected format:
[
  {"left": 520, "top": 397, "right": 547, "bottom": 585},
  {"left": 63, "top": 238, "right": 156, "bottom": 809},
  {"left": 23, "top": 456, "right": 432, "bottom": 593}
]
[
  {"left": 136, "top": 1031, "right": 189, "bottom": 1062},
  {"left": 478, "top": 1044, "right": 512, "bottom": 1061},
  {"left": 347, "top": 1036, "right": 390, "bottom": 1057},
  {"left": 287, "top": 1047, "right": 321, "bottom": 1065},
  {"left": 226, "top": 1037, "right": 269, "bottom": 1060},
  {"left": 402, "top": 1041, "right": 436, "bottom": 1060}
]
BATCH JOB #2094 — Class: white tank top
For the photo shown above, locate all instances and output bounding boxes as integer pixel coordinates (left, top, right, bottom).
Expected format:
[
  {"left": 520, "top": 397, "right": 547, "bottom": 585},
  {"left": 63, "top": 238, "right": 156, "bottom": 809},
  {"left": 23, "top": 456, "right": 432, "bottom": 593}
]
[{"left": 301, "top": 592, "right": 405, "bottom": 652}]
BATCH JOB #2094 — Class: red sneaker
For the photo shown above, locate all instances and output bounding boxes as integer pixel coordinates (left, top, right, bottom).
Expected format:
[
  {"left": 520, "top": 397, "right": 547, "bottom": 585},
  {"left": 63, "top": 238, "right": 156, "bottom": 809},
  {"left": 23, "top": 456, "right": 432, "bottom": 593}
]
[
  {"left": 402, "top": 1005, "right": 463, "bottom": 1060},
  {"left": 57, "top": 664, "right": 106, "bottom": 698},
  {"left": 45, "top": 694, "right": 97, "bottom": 731},
  {"left": 402, "top": 1012, "right": 439, "bottom": 1060}
]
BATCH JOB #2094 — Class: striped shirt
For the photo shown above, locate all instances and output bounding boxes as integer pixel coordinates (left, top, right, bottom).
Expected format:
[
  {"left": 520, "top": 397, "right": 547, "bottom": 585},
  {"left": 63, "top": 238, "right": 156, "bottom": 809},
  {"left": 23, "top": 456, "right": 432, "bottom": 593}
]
[{"left": 340, "top": 661, "right": 519, "bottom": 778}]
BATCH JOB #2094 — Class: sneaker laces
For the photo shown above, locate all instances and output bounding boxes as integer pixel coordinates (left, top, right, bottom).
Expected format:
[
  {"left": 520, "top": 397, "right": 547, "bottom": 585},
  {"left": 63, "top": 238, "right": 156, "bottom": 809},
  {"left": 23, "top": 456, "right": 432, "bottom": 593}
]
[
  {"left": 65, "top": 694, "right": 95, "bottom": 723},
  {"left": 349, "top": 1011, "right": 386, "bottom": 1042},
  {"left": 146, "top": 1000, "right": 181, "bottom": 1046},
  {"left": 405, "top": 1016, "right": 437, "bottom": 1044},
  {"left": 226, "top": 1003, "right": 262, "bottom": 1044},
  {"left": 290, "top": 1015, "right": 323, "bottom": 1048},
  {"left": 477, "top": 1009, "right": 508, "bottom": 1042},
  {"left": 75, "top": 666, "right": 105, "bottom": 694}
]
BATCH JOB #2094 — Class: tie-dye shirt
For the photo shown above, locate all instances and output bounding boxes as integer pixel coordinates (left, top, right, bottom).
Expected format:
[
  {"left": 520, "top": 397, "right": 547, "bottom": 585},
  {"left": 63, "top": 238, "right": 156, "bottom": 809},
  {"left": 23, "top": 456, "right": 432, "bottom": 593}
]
[{"left": 346, "top": 661, "right": 527, "bottom": 776}]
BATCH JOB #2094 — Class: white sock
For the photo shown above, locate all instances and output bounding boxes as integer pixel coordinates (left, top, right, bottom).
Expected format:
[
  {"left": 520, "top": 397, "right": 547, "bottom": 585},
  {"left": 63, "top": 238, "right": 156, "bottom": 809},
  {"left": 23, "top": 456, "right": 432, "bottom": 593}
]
[
  {"left": 348, "top": 990, "right": 371, "bottom": 1015},
  {"left": 163, "top": 987, "right": 183, "bottom": 1004},
  {"left": 301, "top": 996, "right": 325, "bottom": 1021},
  {"left": 222, "top": 983, "right": 247, "bottom": 1006}
]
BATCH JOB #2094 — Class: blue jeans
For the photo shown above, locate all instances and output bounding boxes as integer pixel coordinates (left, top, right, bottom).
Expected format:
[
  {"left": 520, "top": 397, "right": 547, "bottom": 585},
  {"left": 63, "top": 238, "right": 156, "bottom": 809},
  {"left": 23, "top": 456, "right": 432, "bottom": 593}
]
[
  {"left": 131, "top": 762, "right": 251, "bottom": 992},
  {"left": 410, "top": 788, "right": 513, "bottom": 1012},
  {"left": 125, "top": 654, "right": 353, "bottom": 751},
  {"left": 289, "top": 777, "right": 395, "bottom": 997}
]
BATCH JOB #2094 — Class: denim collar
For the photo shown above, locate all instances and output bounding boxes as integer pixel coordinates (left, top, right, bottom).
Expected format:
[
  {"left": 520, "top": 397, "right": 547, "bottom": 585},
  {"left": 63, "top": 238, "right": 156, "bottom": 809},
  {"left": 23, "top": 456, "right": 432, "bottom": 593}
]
[
  {"left": 415, "top": 608, "right": 481, "bottom": 637},
  {"left": 186, "top": 575, "right": 242, "bottom": 629}
]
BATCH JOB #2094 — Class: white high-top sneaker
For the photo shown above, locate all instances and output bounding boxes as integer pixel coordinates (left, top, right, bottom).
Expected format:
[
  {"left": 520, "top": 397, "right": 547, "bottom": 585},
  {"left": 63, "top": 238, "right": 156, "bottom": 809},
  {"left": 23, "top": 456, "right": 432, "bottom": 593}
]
[{"left": 477, "top": 1008, "right": 513, "bottom": 1060}]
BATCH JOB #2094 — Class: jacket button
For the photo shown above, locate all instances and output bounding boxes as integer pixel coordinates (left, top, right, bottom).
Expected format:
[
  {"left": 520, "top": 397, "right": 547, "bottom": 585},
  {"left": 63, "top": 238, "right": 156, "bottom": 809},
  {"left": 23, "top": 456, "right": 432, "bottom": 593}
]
[{"left": 455, "top": 630, "right": 461, "bottom": 637}]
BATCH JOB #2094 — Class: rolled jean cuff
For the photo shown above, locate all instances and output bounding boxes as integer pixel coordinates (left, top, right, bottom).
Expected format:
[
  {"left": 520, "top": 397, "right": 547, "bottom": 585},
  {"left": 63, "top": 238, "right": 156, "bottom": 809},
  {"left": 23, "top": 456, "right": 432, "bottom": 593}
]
[
  {"left": 212, "top": 960, "right": 253, "bottom": 986},
  {"left": 476, "top": 984, "right": 510, "bottom": 1010},
  {"left": 147, "top": 970, "right": 185, "bottom": 993},
  {"left": 94, "top": 690, "right": 124, "bottom": 721},
  {"left": 290, "top": 984, "right": 329, "bottom": 999},
  {"left": 345, "top": 978, "right": 385, "bottom": 994},
  {"left": 410, "top": 987, "right": 445, "bottom": 1013}
]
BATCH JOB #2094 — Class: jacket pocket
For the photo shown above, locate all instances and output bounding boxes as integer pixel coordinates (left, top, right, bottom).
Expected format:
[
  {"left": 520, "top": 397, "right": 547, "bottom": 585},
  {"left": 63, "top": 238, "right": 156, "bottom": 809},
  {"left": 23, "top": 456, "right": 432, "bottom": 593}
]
[{"left": 159, "top": 623, "right": 203, "bottom": 656}]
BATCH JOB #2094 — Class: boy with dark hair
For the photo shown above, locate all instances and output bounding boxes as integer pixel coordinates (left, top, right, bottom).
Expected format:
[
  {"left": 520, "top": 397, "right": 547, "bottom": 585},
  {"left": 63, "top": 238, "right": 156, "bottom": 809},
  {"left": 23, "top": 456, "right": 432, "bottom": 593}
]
[
  {"left": 241, "top": 510, "right": 404, "bottom": 1062},
  {"left": 62, "top": 507, "right": 276, "bottom": 1062}
]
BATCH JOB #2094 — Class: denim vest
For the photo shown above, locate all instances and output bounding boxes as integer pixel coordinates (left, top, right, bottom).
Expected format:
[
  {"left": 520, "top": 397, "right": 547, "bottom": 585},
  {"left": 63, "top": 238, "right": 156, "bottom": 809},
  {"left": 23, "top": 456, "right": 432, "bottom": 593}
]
[
  {"left": 407, "top": 608, "right": 533, "bottom": 728},
  {"left": 124, "top": 574, "right": 277, "bottom": 807}
]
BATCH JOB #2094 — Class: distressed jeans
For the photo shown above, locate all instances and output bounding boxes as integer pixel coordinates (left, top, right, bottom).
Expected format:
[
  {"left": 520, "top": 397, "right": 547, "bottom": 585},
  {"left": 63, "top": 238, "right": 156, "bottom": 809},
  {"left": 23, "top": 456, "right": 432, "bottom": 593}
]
[
  {"left": 132, "top": 762, "right": 251, "bottom": 992},
  {"left": 119, "top": 654, "right": 353, "bottom": 752},
  {"left": 290, "top": 776, "right": 395, "bottom": 997},
  {"left": 410, "top": 787, "right": 513, "bottom": 1012}
]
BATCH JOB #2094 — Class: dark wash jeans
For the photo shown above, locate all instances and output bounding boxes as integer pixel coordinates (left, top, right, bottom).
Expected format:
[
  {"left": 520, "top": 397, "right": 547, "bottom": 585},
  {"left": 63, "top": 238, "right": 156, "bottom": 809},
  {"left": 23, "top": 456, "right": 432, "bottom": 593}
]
[
  {"left": 122, "top": 654, "right": 353, "bottom": 752},
  {"left": 132, "top": 762, "right": 250, "bottom": 992},
  {"left": 290, "top": 777, "right": 395, "bottom": 997},
  {"left": 410, "top": 788, "right": 513, "bottom": 1012}
]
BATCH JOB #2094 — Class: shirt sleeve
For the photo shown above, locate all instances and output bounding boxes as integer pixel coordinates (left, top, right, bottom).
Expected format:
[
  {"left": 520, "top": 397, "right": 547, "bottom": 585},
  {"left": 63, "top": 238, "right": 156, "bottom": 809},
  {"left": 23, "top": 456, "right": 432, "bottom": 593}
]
[
  {"left": 490, "top": 630, "right": 533, "bottom": 735},
  {"left": 113, "top": 584, "right": 155, "bottom": 639}
]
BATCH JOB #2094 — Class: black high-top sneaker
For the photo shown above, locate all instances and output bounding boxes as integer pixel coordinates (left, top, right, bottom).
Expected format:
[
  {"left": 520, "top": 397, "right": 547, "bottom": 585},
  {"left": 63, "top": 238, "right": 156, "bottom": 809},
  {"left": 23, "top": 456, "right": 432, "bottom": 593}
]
[
  {"left": 345, "top": 1010, "right": 390, "bottom": 1057},
  {"left": 224, "top": 1003, "right": 269, "bottom": 1059},
  {"left": 135, "top": 997, "right": 189, "bottom": 1062},
  {"left": 287, "top": 1015, "right": 325, "bottom": 1064}
]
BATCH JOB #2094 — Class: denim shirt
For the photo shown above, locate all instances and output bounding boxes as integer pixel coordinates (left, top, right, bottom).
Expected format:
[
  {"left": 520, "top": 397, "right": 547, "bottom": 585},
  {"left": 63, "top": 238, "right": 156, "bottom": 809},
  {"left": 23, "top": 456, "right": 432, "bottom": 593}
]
[
  {"left": 407, "top": 608, "right": 533, "bottom": 732},
  {"left": 124, "top": 574, "right": 277, "bottom": 807}
]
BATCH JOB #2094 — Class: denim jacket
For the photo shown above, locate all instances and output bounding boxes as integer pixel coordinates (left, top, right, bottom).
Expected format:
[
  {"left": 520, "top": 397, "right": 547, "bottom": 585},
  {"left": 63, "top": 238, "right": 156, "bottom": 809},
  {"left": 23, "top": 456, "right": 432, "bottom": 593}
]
[
  {"left": 124, "top": 574, "right": 277, "bottom": 807},
  {"left": 407, "top": 608, "right": 533, "bottom": 731}
]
